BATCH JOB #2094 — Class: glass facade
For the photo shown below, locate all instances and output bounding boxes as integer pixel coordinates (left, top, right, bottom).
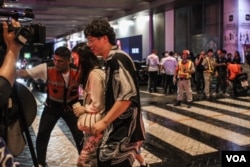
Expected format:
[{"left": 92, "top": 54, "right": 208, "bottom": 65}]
[{"left": 174, "top": 0, "right": 222, "bottom": 55}]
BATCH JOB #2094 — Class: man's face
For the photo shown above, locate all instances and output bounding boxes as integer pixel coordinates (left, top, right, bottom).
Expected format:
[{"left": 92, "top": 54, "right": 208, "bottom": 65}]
[
  {"left": 217, "top": 50, "right": 224, "bottom": 57},
  {"left": 53, "top": 55, "right": 70, "bottom": 73},
  {"left": 207, "top": 51, "right": 213, "bottom": 57},
  {"left": 182, "top": 53, "right": 188, "bottom": 61},
  {"left": 86, "top": 36, "right": 105, "bottom": 56}
]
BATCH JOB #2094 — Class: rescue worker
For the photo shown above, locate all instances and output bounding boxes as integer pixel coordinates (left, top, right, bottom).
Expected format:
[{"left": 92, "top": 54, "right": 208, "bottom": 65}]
[
  {"left": 173, "top": 50, "right": 195, "bottom": 108},
  {"left": 202, "top": 49, "right": 216, "bottom": 100},
  {"left": 16, "top": 46, "right": 83, "bottom": 167}
]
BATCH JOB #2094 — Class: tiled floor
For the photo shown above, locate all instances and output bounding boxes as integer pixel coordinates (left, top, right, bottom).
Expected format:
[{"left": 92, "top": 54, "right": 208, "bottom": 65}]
[{"left": 14, "top": 83, "right": 250, "bottom": 167}]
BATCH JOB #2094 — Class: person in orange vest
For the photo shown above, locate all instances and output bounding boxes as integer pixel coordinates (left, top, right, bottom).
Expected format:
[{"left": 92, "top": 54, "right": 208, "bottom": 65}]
[
  {"left": 227, "top": 60, "right": 242, "bottom": 96},
  {"left": 16, "top": 46, "right": 83, "bottom": 167},
  {"left": 173, "top": 50, "right": 195, "bottom": 108},
  {"left": 202, "top": 49, "right": 216, "bottom": 100}
]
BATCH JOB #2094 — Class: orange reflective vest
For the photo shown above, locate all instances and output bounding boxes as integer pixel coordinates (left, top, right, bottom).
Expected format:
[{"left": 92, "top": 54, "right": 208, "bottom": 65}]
[
  {"left": 177, "top": 60, "right": 192, "bottom": 79},
  {"left": 47, "top": 65, "right": 80, "bottom": 104}
]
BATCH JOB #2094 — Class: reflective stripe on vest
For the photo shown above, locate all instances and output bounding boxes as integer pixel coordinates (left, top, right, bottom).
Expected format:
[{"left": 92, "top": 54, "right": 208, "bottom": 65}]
[
  {"left": 205, "top": 57, "right": 214, "bottom": 73},
  {"left": 177, "top": 60, "right": 192, "bottom": 78},
  {"left": 47, "top": 66, "right": 80, "bottom": 103}
]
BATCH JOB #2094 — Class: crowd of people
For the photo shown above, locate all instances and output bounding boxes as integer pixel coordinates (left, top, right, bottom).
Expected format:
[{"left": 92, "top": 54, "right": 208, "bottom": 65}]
[
  {"left": 1, "top": 19, "right": 148, "bottom": 167},
  {"left": 0, "top": 17, "right": 248, "bottom": 167},
  {"left": 146, "top": 48, "right": 248, "bottom": 107}
]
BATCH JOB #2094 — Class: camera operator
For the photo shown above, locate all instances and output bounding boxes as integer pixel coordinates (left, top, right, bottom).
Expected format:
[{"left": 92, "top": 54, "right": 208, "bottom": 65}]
[
  {"left": 0, "top": 19, "right": 23, "bottom": 167},
  {"left": 0, "top": 20, "right": 23, "bottom": 108}
]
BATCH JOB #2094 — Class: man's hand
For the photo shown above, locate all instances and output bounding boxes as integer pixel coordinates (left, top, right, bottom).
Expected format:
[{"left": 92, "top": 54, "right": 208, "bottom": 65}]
[
  {"left": 173, "top": 77, "right": 176, "bottom": 84},
  {"left": 91, "top": 119, "right": 108, "bottom": 135},
  {"left": 3, "top": 19, "right": 23, "bottom": 53},
  {"left": 0, "top": 19, "right": 23, "bottom": 86}
]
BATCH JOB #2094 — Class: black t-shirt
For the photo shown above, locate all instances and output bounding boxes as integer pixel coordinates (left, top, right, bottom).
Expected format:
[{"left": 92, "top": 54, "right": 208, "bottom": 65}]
[
  {"left": 0, "top": 76, "right": 12, "bottom": 108},
  {"left": 215, "top": 56, "right": 227, "bottom": 73},
  {"left": 195, "top": 56, "right": 204, "bottom": 72}
]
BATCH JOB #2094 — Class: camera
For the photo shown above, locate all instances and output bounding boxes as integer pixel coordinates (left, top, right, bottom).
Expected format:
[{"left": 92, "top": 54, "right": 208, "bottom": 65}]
[{"left": 0, "top": 9, "right": 46, "bottom": 46}]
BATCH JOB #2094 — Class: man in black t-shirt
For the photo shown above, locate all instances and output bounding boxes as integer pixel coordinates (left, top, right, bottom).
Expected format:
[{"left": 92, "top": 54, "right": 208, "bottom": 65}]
[{"left": 215, "top": 49, "right": 228, "bottom": 95}]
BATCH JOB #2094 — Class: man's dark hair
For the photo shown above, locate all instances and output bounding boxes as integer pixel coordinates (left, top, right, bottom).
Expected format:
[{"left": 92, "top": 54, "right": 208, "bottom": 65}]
[
  {"left": 207, "top": 49, "right": 213, "bottom": 53},
  {"left": 84, "top": 19, "right": 116, "bottom": 45},
  {"left": 169, "top": 51, "right": 174, "bottom": 56},
  {"left": 222, "top": 49, "right": 227, "bottom": 54},
  {"left": 54, "top": 46, "right": 71, "bottom": 59}
]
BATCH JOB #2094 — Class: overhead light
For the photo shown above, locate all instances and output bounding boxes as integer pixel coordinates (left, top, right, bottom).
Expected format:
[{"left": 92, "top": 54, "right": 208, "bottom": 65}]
[{"left": 119, "top": 20, "right": 134, "bottom": 27}]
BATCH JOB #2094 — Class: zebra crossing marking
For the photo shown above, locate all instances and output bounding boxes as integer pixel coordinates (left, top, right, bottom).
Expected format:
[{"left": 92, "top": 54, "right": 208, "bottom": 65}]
[
  {"left": 143, "top": 118, "right": 217, "bottom": 156},
  {"left": 140, "top": 90, "right": 165, "bottom": 96},
  {"left": 196, "top": 100, "right": 250, "bottom": 116},
  {"left": 177, "top": 105, "right": 250, "bottom": 129},
  {"left": 142, "top": 105, "right": 250, "bottom": 146},
  {"left": 216, "top": 98, "right": 250, "bottom": 107}
]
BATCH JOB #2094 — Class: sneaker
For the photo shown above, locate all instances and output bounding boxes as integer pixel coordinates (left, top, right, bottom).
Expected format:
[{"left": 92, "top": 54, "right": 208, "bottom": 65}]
[
  {"left": 187, "top": 102, "right": 192, "bottom": 108},
  {"left": 173, "top": 101, "right": 181, "bottom": 106},
  {"left": 223, "top": 93, "right": 230, "bottom": 97}
]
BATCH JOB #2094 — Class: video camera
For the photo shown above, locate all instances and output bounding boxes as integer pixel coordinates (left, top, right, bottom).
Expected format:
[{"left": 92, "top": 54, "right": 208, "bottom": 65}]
[{"left": 0, "top": 9, "right": 46, "bottom": 46}]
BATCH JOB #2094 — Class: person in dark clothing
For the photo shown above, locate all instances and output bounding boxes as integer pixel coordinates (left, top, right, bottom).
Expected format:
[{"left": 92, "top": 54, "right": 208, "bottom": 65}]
[
  {"left": 232, "top": 50, "right": 241, "bottom": 64},
  {"left": 16, "top": 47, "right": 83, "bottom": 167},
  {"left": 195, "top": 51, "right": 205, "bottom": 94},
  {"left": 226, "top": 53, "right": 232, "bottom": 64},
  {"left": 146, "top": 49, "right": 160, "bottom": 93},
  {"left": 215, "top": 49, "right": 228, "bottom": 95}
]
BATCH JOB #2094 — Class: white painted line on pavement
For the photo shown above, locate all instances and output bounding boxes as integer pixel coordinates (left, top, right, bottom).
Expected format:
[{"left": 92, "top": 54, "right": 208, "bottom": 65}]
[{"left": 143, "top": 105, "right": 250, "bottom": 146}]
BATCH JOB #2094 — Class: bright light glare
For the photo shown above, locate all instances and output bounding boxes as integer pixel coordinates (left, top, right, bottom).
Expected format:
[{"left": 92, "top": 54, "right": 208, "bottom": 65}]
[
  {"left": 119, "top": 20, "right": 134, "bottom": 28},
  {"left": 136, "top": 15, "right": 149, "bottom": 24},
  {"left": 16, "top": 62, "right": 21, "bottom": 69},
  {"left": 111, "top": 24, "right": 118, "bottom": 29}
]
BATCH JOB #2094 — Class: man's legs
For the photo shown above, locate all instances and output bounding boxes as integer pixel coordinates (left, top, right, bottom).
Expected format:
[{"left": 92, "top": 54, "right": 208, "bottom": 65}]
[
  {"left": 203, "top": 73, "right": 212, "bottom": 98},
  {"left": 147, "top": 72, "right": 153, "bottom": 92},
  {"left": 62, "top": 110, "right": 84, "bottom": 154},
  {"left": 36, "top": 106, "right": 60, "bottom": 166},
  {"left": 174, "top": 80, "right": 184, "bottom": 106},
  {"left": 151, "top": 71, "right": 158, "bottom": 92},
  {"left": 185, "top": 79, "right": 193, "bottom": 108},
  {"left": 148, "top": 71, "right": 158, "bottom": 92},
  {"left": 168, "top": 75, "right": 174, "bottom": 93}
]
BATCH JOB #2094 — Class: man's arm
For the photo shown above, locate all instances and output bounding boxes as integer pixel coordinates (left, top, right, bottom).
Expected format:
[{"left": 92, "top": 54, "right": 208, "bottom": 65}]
[
  {"left": 16, "top": 69, "right": 31, "bottom": 79},
  {"left": 0, "top": 20, "right": 23, "bottom": 86},
  {"left": 92, "top": 100, "right": 131, "bottom": 134},
  {"left": 101, "top": 100, "right": 131, "bottom": 125}
]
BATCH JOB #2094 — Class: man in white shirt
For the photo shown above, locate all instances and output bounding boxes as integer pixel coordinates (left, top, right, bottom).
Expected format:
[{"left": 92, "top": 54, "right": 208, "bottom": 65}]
[
  {"left": 161, "top": 51, "right": 177, "bottom": 94},
  {"left": 146, "top": 49, "right": 160, "bottom": 93}
]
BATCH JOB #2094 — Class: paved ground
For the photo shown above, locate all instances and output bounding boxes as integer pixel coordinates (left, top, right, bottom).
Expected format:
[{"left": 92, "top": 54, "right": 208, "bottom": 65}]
[{"left": 12, "top": 66, "right": 250, "bottom": 167}]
